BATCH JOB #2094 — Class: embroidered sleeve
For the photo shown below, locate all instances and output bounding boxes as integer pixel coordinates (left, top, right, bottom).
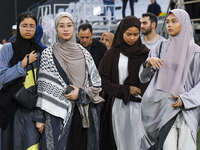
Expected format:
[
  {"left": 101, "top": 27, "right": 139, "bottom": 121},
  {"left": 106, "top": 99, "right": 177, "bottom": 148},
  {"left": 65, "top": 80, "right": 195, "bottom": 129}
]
[
  {"left": 77, "top": 88, "right": 91, "bottom": 104},
  {"left": 33, "top": 107, "right": 46, "bottom": 123}
]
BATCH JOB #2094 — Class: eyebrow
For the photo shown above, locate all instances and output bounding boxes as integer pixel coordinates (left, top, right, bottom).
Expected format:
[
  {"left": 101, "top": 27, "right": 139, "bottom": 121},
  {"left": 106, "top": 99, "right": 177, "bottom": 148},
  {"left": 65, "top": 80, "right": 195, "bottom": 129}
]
[
  {"left": 167, "top": 18, "right": 178, "bottom": 20},
  {"left": 126, "top": 31, "right": 139, "bottom": 34},
  {"left": 58, "top": 22, "right": 73, "bottom": 24}
]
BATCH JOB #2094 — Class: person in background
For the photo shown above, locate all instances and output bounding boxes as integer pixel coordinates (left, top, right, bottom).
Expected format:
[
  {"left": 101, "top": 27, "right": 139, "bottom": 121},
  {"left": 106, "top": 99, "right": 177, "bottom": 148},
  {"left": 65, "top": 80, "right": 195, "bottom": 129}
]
[
  {"left": 36, "top": 24, "right": 47, "bottom": 49},
  {"left": 34, "top": 12, "right": 104, "bottom": 150},
  {"left": 2, "top": 38, "right": 8, "bottom": 45},
  {"left": 100, "top": 31, "right": 114, "bottom": 50},
  {"left": 0, "top": 44, "right": 2, "bottom": 52},
  {"left": 140, "top": 12, "right": 166, "bottom": 49},
  {"left": 0, "top": 12, "right": 43, "bottom": 150},
  {"left": 139, "top": 9, "right": 200, "bottom": 150},
  {"left": 122, "top": 0, "right": 134, "bottom": 18},
  {"left": 77, "top": 23, "right": 107, "bottom": 68},
  {"left": 147, "top": 0, "right": 161, "bottom": 16},
  {"left": 8, "top": 25, "right": 17, "bottom": 43},
  {"left": 99, "top": 15, "right": 149, "bottom": 150},
  {"left": 103, "top": 0, "right": 115, "bottom": 24}
]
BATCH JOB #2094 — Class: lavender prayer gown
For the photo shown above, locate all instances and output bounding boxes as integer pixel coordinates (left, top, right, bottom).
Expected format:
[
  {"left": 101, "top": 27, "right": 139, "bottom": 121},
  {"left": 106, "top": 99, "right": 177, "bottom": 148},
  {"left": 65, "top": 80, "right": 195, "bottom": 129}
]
[{"left": 139, "top": 40, "right": 200, "bottom": 149}]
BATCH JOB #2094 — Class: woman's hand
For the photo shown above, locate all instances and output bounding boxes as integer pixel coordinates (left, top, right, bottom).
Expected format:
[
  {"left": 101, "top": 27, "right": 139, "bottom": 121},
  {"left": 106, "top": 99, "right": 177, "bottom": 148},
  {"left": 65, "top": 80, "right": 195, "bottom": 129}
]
[
  {"left": 22, "top": 51, "right": 38, "bottom": 68},
  {"left": 65, "top": 85, "right": 79, "bottom": 100},
  {"left": 130, "top": 86, "right": 141, "bottom": 96},
  {"left": 146, "top": 57, "right": 163, "bottom": 70},
  {"left": 36, "top": 122, "right": 45, "bottom": 133},
  {"left": 171, "top": 95, "right": 183, "bottom": 108}
]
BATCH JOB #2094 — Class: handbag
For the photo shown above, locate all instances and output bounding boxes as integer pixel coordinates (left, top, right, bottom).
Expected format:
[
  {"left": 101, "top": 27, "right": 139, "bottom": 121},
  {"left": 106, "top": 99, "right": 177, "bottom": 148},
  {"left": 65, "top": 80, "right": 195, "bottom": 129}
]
[{"left": 13, "top": 55, "right": 38, "bottom": 111}]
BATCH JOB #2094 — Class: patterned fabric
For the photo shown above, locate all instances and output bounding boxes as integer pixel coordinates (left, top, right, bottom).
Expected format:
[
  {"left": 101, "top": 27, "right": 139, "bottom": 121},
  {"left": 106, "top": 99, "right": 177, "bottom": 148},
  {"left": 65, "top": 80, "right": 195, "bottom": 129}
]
[{"left": 36, "top": 43, "right": 102, "bottom": 127}]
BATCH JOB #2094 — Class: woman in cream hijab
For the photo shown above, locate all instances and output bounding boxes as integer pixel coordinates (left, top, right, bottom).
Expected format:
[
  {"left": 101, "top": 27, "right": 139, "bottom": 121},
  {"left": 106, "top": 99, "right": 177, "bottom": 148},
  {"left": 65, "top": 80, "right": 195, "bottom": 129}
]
[
  {"left": 100, "top": 31, "right": 114, "bottom": 50},
  {"left": 34, "top": 12, "right": 104, "bottom": 150}
]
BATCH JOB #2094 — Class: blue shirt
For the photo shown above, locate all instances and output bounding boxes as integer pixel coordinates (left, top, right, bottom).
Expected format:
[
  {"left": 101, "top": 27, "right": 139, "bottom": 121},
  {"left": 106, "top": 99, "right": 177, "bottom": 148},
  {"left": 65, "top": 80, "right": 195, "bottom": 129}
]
[{"left": 0, "top": 43, "right": 26, "bottom": 89}]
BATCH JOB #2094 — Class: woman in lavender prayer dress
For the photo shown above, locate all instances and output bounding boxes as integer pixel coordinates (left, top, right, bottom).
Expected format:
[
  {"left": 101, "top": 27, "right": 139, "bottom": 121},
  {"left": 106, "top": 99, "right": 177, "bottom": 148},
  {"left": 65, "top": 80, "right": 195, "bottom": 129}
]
[{"left": 139, "top": 9, "right": 200, "bottom": 150}]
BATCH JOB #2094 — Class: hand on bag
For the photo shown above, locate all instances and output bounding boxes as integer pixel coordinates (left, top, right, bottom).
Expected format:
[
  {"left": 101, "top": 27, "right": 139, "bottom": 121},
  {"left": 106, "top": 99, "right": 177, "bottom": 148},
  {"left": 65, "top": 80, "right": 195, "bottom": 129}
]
[
  {"left": 65, "top": 85, "right": 79, "bottom": 100},
  {"left": 36, "top": 122, "right": 45, "bottom": 133},
  {"left": 29, "top": 51, "right": 38, "bottom": 64},
  {"left": 146, "top": 57, "right": 163, "bottom": 70},
  {"left": 171, "top": 95, "right": 183, "bottom": 108},
  {"left": 22, "top": 51, "right": 38, "bottom": 68},
  {"left": 130, "top": 86, "right": 141, "bottom": 96}
]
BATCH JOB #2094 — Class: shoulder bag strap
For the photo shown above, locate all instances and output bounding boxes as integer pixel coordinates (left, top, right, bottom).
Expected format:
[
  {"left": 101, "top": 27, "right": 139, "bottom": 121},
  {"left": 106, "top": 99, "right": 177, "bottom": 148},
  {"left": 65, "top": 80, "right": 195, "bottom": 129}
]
[{"left": 158, "top": 41, "right": 163, "bottom": 59}]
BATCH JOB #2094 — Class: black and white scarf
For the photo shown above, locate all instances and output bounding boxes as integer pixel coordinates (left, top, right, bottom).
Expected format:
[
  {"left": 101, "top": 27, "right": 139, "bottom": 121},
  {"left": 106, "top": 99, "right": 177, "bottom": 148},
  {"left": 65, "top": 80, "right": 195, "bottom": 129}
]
[{"left": 36, "top": 44, "right": 104, "bottom": 126}]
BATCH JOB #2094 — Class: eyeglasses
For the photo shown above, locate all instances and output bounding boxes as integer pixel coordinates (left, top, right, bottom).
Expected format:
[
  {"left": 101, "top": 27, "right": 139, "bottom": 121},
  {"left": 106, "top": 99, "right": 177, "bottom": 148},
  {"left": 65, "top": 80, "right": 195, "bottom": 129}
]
[
  {"left": 20, "top": 24, "right": 36, "bottom": 31},
  {"left": 57, "top": 24, "right": 74, "bottom": 30}
]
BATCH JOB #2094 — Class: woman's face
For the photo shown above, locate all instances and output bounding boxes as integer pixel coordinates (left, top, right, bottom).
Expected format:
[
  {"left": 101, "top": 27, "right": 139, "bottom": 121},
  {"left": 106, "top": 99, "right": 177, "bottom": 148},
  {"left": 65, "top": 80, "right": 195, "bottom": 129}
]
[
  {"left": 19, "top": 17, "right": 36, "bottom": 40},
  {"left": 101, "top": 35, "right": 110, "bottom": 49},
  {"left": 57, "top": 17, "right": 74, "bottom": 40},
  {"left": 123, "top": 26, "right": 140, "bottom": 46},
  {"left": 166, "top": 13, "right": 181, "bottom": 36}
]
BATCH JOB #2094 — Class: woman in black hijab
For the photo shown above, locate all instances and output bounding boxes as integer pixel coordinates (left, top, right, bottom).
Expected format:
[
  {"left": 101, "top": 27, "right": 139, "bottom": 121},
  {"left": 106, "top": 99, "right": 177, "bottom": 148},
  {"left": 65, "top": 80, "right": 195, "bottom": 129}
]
[
  {"left": 0, "top": 12, "right": 43, "bottom": 150},
  {"left": 99, "top": 16, "right": 149, "bottom": 150}
]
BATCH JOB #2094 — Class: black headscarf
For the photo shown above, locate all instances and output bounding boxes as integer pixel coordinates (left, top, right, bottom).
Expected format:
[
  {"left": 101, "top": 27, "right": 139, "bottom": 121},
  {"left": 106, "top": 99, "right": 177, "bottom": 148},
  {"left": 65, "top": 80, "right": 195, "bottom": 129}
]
[
  {"left": 112, "top": 15, "right": 149, "bottom": 58},
  {"left": 10, "top": 12, "right": 43, "bottom": 66}
]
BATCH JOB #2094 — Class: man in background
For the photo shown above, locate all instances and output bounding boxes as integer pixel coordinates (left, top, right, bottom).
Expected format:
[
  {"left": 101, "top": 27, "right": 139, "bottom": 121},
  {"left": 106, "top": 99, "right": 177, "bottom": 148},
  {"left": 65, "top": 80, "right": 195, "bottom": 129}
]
[
  {"left": 77, "top": 23, "right": 107, "bottom": 68},
  {"left": 8, "top": 25, "right": 17, "bottom": 43},
  {"left": 140, "top": 12, "right": 165, "bottom": 49}
]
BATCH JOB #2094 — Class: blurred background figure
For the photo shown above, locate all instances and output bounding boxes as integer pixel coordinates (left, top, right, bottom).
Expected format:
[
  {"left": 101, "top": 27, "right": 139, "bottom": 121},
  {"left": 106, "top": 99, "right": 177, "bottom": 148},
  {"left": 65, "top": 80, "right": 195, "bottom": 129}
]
[
  {"left": 77, "top": 23, "right": 107, "bottom": 68},
  {"left": 103, "top": 0, "right": 115, "bottom": 24},
  {"left": 8, "top": 25, "right": 17, "bottom": 43},
  {"left": 36, "top": 24, "right": 47, "bottom": 49},
  {"left": 100, "top": 31, "right": 114, "bottom": 50},
  {"left": 122, "top": 0, "right": 134, "bottom": 18},
  {"left": 147, "top": 0, "right": 161, "bottom": 16},
  {"left": 2, "top": 38, "right": 8, "bottom": 45}
]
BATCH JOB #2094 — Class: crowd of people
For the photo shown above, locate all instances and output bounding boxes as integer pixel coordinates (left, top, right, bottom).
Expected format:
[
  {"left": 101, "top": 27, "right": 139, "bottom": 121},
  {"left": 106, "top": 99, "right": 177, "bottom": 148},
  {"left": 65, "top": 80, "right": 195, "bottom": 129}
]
[{"left": 0, "top": 4, "right": 200, "bottom": 150}]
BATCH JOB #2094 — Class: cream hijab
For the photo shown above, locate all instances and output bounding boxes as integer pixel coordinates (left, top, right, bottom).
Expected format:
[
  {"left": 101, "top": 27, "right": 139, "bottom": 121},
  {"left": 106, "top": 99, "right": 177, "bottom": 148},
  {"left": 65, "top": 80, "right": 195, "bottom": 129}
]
[
  {"left": 53, "top": 12, "right": 85, "bottom": 88},
  {"left": 100, "top": 31, "right": 114, "bottom": 49},
  {"left": 156, "top": 9, "right": 200, "bottom": 95}
]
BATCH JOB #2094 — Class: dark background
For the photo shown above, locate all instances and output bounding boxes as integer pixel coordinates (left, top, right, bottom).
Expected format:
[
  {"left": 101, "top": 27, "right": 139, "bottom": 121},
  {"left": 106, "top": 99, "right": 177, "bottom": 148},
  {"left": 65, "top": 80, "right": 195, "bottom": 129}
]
[
  {"left": 0, "top": 0, "right": 42, "bottom": 43},
  {"left": 0, "top": 0, "right": 79, "bottom": 43}
]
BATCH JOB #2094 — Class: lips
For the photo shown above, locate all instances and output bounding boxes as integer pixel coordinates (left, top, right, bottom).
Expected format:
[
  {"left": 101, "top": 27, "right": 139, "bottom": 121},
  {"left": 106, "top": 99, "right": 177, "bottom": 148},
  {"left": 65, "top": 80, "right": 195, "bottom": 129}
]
[
  {"left": 168, "top": 29, "right": 173, "bottom": 32},
  {"left": 25, "top": 33, "right": 31, "bottom": 35},
  {"left": 64, "top": 33, "right": 69, "bottom": 36},
  {"left": 129, "top": 41, "right": 134, "bottom": 44}
]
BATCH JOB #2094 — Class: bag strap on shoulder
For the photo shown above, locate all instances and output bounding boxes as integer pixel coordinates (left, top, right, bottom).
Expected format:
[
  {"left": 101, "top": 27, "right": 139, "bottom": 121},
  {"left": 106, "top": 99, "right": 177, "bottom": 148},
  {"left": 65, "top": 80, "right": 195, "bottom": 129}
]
[{"left": 158, "top": 41, "right": 163, "bottom": 59}]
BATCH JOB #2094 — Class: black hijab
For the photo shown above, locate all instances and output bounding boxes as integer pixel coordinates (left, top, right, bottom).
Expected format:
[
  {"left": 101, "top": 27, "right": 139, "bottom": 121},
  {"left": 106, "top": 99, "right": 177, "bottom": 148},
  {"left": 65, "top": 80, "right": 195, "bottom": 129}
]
[
  {"left": 10, "top": 12, "right": 43, "bottom": 66},
  {"left": 111, "top": 15, "right": 149, "bottom": 58}
]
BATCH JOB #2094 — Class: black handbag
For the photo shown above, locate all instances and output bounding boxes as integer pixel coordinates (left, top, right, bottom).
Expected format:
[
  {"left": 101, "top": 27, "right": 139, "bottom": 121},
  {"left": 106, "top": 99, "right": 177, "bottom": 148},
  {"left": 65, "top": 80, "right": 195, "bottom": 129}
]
[{"left": 13, "top": 55, "right": 38, "bottom": 111}]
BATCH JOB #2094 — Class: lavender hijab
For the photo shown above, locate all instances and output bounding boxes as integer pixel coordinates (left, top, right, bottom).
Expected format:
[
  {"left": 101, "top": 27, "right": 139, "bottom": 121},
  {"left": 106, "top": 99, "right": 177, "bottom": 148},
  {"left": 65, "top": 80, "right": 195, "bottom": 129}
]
[
  {"left": 156, "top": 9, "right": 200, "bottom": 95},
  {"left": 53, "top": 12, "right": 85, "bottom": 88}
]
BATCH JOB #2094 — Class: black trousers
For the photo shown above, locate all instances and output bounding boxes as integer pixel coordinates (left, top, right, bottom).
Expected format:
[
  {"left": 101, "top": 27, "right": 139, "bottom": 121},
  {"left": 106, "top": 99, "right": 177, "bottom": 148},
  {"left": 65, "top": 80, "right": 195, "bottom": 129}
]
[
  {"left": 1, "top": 119, "right": 14, "bottom": 150},
  {"left": 66, "top": 104, "right": 88, "bottom": 150},
  {"left": 122, "top": 0, "right": 134, "bottom": 18}
]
